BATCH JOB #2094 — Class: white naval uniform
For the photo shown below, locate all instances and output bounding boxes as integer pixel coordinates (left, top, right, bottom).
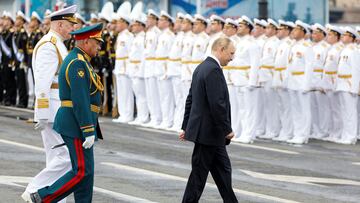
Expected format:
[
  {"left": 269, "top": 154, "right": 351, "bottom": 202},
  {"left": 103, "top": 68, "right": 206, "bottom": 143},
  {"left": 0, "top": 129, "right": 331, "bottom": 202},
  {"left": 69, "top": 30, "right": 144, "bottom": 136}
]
[
  {"left": 205, "top": 31, "right": 224, "bottom": 56},
  {"left": 322, "top": 42, "right": 344, "bottom": 142},
  {"left": 191, "top": 31, "right": 210, "bottom": 73},
  {"left": 168, "top": 31, "right": 184, "bottom": 130},
  {"left": 272, "top": 37, "right": 295, "bottom": 141},
  {"left": 230, "top": 35, "right": 261, "bottom": 143},
  {"left": 258, "top": 35, "right": 280, "bottom": 139},
  {"left": 113, "top": 29, "right": 134, "bottom": 123},
  {"left": 128, "top": 31, "right": 149, "bottom": 124},
  {"left": 310, "top": 40, "right": 330, "bottom": 139},
  {"left": 27, "top": 30, "right": 71, "bottom": 202},
  {"left": 155, "top": 28, "right": 175, "bottom": 128},
  {"left": 287, "top": 39, "right": 314, "bottom": 144},
  {"left": 144, "top": 26, "right": 162, "bottom": 126},
  {"left": 336, "top": 43, "right": 360, "bottom": 144}
]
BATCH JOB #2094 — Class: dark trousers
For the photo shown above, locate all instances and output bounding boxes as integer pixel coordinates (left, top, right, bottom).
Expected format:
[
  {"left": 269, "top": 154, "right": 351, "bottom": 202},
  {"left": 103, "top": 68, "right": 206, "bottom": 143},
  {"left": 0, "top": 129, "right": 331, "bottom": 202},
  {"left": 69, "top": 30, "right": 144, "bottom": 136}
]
[
  {"left": 15, "top": 67, "right": 28, "bottom": 107},
  {"left": 182, "top": 143, "right": 238, "bottom": 203},
  {"left": 0, "top": 66, "right": 3, "bottom": 103},
  {"left": 38, "top": 136, "right": 94, "bottom": 203},
  {"left": 3, "top": 64, "right": 16, "bottom": 105}
]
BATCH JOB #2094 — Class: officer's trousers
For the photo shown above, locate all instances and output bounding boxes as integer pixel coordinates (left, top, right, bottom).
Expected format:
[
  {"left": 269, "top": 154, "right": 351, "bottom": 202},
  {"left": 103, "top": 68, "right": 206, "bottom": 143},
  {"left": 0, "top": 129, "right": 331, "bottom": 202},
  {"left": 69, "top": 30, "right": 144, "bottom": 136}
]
[
  {"left": 15, "top": 67, "right": 28, "bottom": 107},
  {"left": 26, "top": 124, "right": 71, "bottom": 203},
  {"left": 132, "top": 77, "right": 149, "bottom": 123},
  {"left": 310, "top": 91, "right": 330, "bottom": 138},
  {"left": 171, "top": 76, "right": 183, "bottom": 130},
  {"left": 240, "top": 87, "right": 261, "bottom": 140},
  {"left": 326, "top": 91, "right": 342, "bottom": 141},
  {"left": 289, "top": 90, "right": 311, "bottom": 140},
  {"left": 158, "top": 77, "right": 175, "bottom": 127},
  {"left": 276, "top": 88, "right": 293, "bottom": 139},
  {"left": 229, "top": 86, "right": 244, "bottom": 139},
  {"left": 338, "top": 91, "right": 358, "bottom": 143},
  {"left": 3, "top": 64, "right": 16, "bottom": 105},
  {"left": 38, "top": 136, "right": 94, "bottom": 203},
  {"left": 260, "top": 82, "right": 280, "bottom": 137},
  {"left": 115, "top": 74, "right": 134, "bottom": 122},
  {"left": 145, "top": 77, "right": 162, "bottom": 124}
]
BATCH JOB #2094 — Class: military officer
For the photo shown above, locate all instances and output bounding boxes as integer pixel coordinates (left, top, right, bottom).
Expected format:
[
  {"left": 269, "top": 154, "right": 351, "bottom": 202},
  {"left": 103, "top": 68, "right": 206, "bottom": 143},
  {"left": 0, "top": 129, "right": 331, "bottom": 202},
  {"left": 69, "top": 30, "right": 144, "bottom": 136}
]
[
  {"left": 41, "top": 9, "right": 52, "bottom": 34},
  {"left": 30, "top": 23, "right": 104, "bottom": 203},
  {"left": 253, "top": 18, "right": 268, "bottom": 48},
  {"left": 286, "top": 20, "right": 314, "bottom": 144},
  {"left": 22, "top": 5, "right": 77, "bottom": 203},
  {"left": 168, "top": 12, "right": 185, "bottom": 131},
  {"left": 112, "top": 2, "right": 134, "bottom": 123},
  {"left": 309, "top": 23, "right": 330, "bottom": 140},
  {"left": 272, "top": 20, "right": 296, "bottom": 142},
  {"left": 64, "top": 12, "right": 85, "bottom": 51},
  {"left": 142, "top": 9, "right": 162, "bottom": 127},
  {"left": 335, "top": 27, "right": 360, "bottom": 145},
  {"left": 13, "top": 11, "right": 29, "bottom": 108},
  {"left": 321, "top": 24, "right": 344, "bottom": 142},
  {"left": 205, "top": 14, "right": 225, "bottom": 55},
  {"left": 155, "top": 11, "right": 175, "bottom": 129},
  {"left": 108, "top": 14, "right": 118, "bottom": 118},
  {"left": 1, "top": 12, "right": 16, "bottom": 106}
]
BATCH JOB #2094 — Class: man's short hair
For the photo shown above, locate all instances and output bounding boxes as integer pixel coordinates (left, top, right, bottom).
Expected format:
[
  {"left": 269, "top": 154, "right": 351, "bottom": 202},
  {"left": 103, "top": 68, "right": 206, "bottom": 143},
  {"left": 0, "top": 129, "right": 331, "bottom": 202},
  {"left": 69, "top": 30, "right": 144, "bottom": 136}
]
[{"left": 211, "top": 37, "right": 233, "bottom": 52}]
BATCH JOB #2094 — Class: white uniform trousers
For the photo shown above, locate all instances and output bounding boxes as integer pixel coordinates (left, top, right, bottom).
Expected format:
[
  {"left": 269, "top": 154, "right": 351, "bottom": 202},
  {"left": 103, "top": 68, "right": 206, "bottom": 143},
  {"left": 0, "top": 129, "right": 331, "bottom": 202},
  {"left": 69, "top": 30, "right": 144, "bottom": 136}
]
[
  {"left": 240, "top": 87, "right": 261, "bottom": 140},
  {"left": 357, "top": 95, "right": 360, "bottom": 139},
  {"left": 310, "top": 91, "right": 330, "bottom": 138},
  {"left": 158, "top": 78, "right": 175, "bottom": 127},
  {"left": 229, "top": 85, "right": 244, "bottom": 139},
  {"left": 171, "top": 76, "right": 183, "bottom": 129},
  {"left": 325, "top": 91, "right": 342, "bottom": 141},
  {"left": 289, "top": 90, "right": 311, "bottom": 140},
  {"left": 27, "top": 67, "right": 35, "bottom": 97},
  {"left": 338, "top": 91, "right": 358, "bottom": 142},
  {"left": 260, "top": 82, "right": 280, "bottom": 137},
  {"left": 145, "top": 77, "right": 162, "bottom": 124},
  {"left": 276, "top": 88, "right": 293, "bottom": 139},
  {"left": 179, "top": 80, "right": 191, "bottom": 128},
  {"left": 26, "top": 124, "right": 71, "bottom": 203},
  {"left": 115, "top": 74, "right": 134, "bottom": 122},
  {"left": 132, "top": 77, "right": 149, "bottom": 123}
]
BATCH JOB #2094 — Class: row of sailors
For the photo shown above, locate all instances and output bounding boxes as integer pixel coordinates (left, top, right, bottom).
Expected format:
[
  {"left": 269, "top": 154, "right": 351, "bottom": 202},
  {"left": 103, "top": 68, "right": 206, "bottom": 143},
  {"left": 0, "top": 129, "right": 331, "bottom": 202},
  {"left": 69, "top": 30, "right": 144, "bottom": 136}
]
[{"left": 112, "top": 9, "right": 360, "bottom": 145}]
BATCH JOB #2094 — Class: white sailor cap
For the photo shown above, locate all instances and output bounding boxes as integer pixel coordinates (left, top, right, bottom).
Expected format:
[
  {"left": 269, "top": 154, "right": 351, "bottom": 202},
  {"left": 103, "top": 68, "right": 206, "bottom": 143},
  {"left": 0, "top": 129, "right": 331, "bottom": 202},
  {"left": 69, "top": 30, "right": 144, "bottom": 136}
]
[
  {"left": 16, "top": 11, "right": 28, "bottom": 23},
  {"left": 177, "top": 12, "right": 184, "bottom": 19},
  {"left": 325, "top": 24, "right": 343, "bottom": 35},
  {"left": 48, "top": 5, "right": 77, "bottom": 24},
  {"left": 286, "top": 21, "right": 295, "bottom": 28},
  {"left": 3, "top": 11, "right": 14, "bottom": 22},
  {"left": 90, "top": 13, "right": 98, "bottom": 20},
  {"left": 31, "top": 11, "right": 42, "bottom": 22},
  {"left": 312, "top": 23, "right": 327, "bottom": 35},
  {"left": 225, "top": 18, "right": 238, "bottom": 27},
  {"left": 133, "top": 13, "right": 147, "bottom": 25},
  {"left": 194, "top": 14, "right": 208, "bottom": 25},
  {"left": 356, "top": 26, "right": 360, "bottom": 32},
  {"left": 343, "top": 26, "right": 360, "bottom": 39},
  {"left": 44, "top": 9, "right": 52, "bottom": 18},
  {"left": 74, "top": 12, "right": 86, "bottom": 24},
  {"left": 160, "top": 10, "right": 174, "bottom": 23},
  {"left": 254, "top": 18, "right": 267, "bottom": 27},
  {"left": 183, "top": 14, "right": 194, "bottom": 23},
  {"left": 238, "top": 15, "right": 254, "bottom": 28},
  {"left": 210, "top": 14, "right": 225, "bottom": 24},
  {"left": 278, "top": 19, "right": 294, "bottom": 29},
  {"left": 267, "top": 18, "right": 278, "bottom": 28},
  {"left": 295, "top": 20, "right": 310, "bottom": 34},
  {"left": 116, "top": 1, "right": 131, "bottom": 23},
  {"left": 148, "top": 9, "right": 159, "bottom": 19}
]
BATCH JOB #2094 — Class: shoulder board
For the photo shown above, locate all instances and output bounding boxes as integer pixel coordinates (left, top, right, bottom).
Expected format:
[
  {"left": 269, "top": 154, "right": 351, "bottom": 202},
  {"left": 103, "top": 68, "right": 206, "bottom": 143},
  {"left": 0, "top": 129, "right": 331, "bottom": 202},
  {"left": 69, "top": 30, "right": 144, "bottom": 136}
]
[
  {"left": 20, "top": 28, "right": 25, "bottom": 32},
  {"left": 36, "top": 29, "right": 41, "bottom": 33},
  {"left": 77, "top": 54, "right": 85, "bottom": 61},
  {"left": 50, "top": 36, "right": 57, "bottom": 44},
  {"left": 303, "top": 42, "right": 310, "bottom": 47},
  {"left": 10, "top": 28, "right": 14, "bottom": 33}
]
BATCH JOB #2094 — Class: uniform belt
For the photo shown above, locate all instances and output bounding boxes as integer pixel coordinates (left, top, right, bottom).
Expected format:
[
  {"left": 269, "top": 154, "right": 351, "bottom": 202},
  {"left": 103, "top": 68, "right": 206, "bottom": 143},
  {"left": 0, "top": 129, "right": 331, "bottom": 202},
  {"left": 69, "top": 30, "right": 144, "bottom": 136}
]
[
  {"left": 169, "top": 58, "right": 181, "bottom": 62},
  {"left": 50, "top": 83, "right": 59, "bottom": 89},
  {"left": 145, "top": 57, "right": 156, "bottom": 60},
  {"left": 155, "top": 57, "right": 168, "bottom": 61},
  {"left": 325, "top": 71, "right": 337, "bottom": 75},
  {"left": 61, "top": 100, "right": 100, "bottom": 113},
  {"left": 130, "top": 60, "right": 141, "bottom": 64},
  {"left": 116, "top": 56, "right": 128, "bottom": 60},
  {"left": 223, "top": 66, "right": 250, "bottom": 70},
  {"left": 190, "top": 60, "right": 202, "bottom": 64},
  {"left": 28, "top": 49, "right": 33, "bottom": 54},
  {"left": 338, "top": 74, "right": 352, "bottom": 79},
  {"left": 110, "top": 53, "right": 116, "bottom": 58},
  {"left": 260, "top": 65, "right": 274, "bottom": 70},
  {"left": 291, "top": 71, "right": 304, "bottom": 75},
  {"left": 274, "top": 67, "right": 286, "bottom": 71},
  {"left": 99, "top": 50, "right": 106, "bottom": 55},
  {"left": 313, "top": 69, "right": 323, "bottom": 73}
]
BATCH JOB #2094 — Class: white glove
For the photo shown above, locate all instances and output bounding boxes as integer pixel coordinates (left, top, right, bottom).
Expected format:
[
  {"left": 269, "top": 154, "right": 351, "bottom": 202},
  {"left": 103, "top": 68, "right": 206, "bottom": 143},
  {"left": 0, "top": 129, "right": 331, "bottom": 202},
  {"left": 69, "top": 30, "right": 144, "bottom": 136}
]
[
  {"left": 34, "top": 119, "right": 48, "bottom": 131},
  {"left": 82, "top": 135, "right": 95, "bottom": 149}
]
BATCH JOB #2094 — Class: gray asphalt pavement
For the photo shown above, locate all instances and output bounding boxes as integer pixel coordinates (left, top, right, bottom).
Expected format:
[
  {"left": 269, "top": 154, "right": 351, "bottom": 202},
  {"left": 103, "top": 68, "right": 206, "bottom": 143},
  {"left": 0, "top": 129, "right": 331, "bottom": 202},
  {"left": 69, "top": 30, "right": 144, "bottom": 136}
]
[{"left": 0, "top": 106, "right": 360, "bottom": 203}]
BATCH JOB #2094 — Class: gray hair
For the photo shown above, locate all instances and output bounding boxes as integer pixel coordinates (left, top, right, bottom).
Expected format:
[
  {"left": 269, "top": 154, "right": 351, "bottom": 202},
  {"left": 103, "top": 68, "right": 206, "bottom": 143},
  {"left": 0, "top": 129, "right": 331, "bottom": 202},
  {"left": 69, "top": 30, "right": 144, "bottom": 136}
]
[{"left": 211, "top": 37, "right": 233, "bottom": 52}]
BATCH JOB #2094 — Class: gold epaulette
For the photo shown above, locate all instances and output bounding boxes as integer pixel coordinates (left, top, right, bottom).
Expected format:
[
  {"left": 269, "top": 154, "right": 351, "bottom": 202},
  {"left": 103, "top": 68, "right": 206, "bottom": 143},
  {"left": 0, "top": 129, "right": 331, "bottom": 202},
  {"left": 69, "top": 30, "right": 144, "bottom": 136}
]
[
  {"left": 77, "top": 54, "right": 85, "bottom": 61},
  {"left": 50, "top": 36, "right": 57, "bottom": 45}
]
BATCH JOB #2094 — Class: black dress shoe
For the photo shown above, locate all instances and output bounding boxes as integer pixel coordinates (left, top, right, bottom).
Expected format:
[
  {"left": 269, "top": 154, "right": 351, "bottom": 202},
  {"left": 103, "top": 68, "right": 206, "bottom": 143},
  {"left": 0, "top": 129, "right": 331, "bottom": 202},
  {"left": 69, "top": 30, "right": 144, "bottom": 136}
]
[
  {"left": 16, "top": 104, "right": 27, "bottom": 108},
  {"left": 4, "top": 101, "right": 11, "bottom": 106},
  {"left": 30, "top": 192, "right": 42, "bottom": 203}
]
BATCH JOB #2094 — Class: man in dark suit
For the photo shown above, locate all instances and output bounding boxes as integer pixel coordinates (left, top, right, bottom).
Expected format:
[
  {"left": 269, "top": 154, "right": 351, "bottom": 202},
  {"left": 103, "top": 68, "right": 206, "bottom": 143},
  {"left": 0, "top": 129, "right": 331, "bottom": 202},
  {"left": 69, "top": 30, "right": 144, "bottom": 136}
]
[{"left": 180, "top": 37, "right": 238, "bottom": 203}]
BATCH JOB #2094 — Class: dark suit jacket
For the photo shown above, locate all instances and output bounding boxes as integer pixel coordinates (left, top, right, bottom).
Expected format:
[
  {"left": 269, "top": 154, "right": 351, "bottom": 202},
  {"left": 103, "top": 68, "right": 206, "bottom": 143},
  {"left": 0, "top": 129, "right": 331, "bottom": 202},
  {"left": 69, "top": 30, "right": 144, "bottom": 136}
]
[{"left": 181, "top": 56, "right": 232, "bottom": 146}]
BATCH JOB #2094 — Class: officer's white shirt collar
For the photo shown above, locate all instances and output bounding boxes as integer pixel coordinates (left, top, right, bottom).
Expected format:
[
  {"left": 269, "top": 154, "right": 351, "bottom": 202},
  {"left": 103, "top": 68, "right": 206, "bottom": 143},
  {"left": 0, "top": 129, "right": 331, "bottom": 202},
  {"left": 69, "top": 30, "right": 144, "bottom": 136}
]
[
  {"left": 209, "top": 53, "right": 221, "bottom": 68},
  {"left": 49, "top": 29, "right": 65, "bottom": 41}
]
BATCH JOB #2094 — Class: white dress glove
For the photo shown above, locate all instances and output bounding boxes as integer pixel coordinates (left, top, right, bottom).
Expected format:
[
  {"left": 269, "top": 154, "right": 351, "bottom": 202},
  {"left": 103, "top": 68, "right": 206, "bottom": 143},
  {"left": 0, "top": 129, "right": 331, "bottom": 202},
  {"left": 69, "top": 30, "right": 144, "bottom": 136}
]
[
  {"left": 34, "top": 119, "right": 48, "bottom": 131},
  {"left": 82, "top": 135, "right": 95, "bottom": 149}
]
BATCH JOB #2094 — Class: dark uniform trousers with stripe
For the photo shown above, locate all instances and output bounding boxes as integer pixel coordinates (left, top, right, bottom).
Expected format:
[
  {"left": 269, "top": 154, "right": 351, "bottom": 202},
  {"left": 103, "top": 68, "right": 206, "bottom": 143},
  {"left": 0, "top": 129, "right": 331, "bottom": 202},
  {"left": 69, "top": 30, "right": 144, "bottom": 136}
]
[{"left": 37, "top": 47, "right": 103, "bottom": 203}]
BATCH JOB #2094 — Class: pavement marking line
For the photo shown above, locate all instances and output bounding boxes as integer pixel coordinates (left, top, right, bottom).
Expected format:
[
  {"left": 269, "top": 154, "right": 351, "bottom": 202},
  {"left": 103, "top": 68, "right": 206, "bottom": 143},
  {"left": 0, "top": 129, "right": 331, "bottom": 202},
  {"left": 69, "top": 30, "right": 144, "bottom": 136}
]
[
  {"left": 352, "top": 162, "right": 360, "bottom": 166},
  {"left": 232, "top": 142, "right": 299, "bottom": 155},
  {"left": 102, "top": 162, "right": 300, "bottom": 203},
  {"left": 136, "top": 127, "right": 177, "bottom": 135},
  {"left": 0, "top": 106, "right": 34, "bottom": 113},
  {"left": 0, "top": 139, "right": 44, "bottom": 152},
  {"left": 0, "top": 175, "right": 156, "bottom": 203}
]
